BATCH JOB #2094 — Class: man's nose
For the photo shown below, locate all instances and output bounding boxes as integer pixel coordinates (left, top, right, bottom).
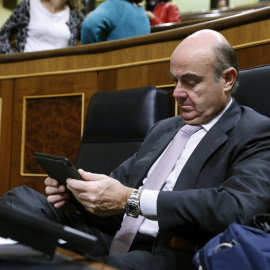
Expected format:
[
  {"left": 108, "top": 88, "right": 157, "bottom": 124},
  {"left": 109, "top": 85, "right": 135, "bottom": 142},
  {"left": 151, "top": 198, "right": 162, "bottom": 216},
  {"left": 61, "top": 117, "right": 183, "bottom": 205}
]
[{"left": 173, "top": 86, "right": 188, "bottom": 99}]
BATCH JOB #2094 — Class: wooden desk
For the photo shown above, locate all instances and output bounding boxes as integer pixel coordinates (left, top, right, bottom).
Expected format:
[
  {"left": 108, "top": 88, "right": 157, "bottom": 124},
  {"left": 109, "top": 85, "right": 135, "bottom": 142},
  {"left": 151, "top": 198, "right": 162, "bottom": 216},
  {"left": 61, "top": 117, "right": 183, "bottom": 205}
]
[
  {"left": 57, "top": 248, "right": 117, "bottom": 270},
  {"left": 0, "top": 244, "right": 117, "bottom": 270},
  {"left": 1, "top": 6, "right": 270, "bottom": 196}
]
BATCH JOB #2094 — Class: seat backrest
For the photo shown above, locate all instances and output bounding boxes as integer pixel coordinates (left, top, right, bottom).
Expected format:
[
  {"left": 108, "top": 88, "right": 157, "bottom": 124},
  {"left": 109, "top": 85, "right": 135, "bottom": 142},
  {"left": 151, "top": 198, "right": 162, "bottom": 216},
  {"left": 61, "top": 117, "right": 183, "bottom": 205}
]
[
  {"left": 75, "top": 86, "right": 171, "bottom": 174},
  {"left": 233, "top": 65, "right": 270, "bottom": 118}
]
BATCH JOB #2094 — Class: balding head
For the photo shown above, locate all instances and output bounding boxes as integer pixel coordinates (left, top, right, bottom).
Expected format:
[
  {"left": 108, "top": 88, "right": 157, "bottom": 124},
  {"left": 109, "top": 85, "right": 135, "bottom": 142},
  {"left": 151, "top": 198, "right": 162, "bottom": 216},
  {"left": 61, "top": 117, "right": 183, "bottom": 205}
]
[
  {"left": 177, "top": 29, "right": 229, "bottom": 50},
  {"left": 172, "top": 29, "right": 239, "bottom": 93},
  {"left": 170, "top": 29, "right": 239, "bottom": 124}
]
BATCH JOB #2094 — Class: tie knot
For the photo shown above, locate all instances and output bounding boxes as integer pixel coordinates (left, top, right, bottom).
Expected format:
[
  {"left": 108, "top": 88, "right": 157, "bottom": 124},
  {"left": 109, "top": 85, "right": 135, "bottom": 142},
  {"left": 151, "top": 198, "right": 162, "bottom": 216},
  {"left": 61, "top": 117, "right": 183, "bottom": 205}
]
[{"left": 180, "top": 124, "right": 202, "bottom": 136}]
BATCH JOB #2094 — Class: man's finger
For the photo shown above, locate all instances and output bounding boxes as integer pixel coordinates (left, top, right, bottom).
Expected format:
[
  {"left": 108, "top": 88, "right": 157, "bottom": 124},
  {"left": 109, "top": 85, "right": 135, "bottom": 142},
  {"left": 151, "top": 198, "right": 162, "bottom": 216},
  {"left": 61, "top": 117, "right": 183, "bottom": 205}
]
[
  {"left": 44, "top": 177, "right": 59, "bottom": 187},
  {"left": 78, "top": 169, "right": 106, "bottom": 181}
]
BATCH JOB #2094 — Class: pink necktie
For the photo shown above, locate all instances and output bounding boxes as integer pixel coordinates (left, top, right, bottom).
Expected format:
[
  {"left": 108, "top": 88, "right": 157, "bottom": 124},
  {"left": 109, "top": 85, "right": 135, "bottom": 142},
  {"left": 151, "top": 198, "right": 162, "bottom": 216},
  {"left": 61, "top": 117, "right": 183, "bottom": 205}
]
[{"left": 109, "top": 124, "right": 202, "bottom": 255}]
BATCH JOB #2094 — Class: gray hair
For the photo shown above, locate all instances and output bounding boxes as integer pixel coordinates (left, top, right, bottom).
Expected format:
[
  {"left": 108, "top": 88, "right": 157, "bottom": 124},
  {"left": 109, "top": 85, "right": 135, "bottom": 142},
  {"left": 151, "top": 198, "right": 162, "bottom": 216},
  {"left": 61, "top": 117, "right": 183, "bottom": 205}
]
[{"left": 212, "top": 43, "right": 239, "bottom": 94}]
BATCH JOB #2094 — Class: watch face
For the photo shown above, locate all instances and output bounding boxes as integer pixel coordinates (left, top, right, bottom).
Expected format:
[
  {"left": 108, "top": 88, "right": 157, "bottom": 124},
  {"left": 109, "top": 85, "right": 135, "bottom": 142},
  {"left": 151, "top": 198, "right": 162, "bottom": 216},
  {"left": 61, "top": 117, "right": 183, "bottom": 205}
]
[{"left": 126, "top": 202, "right": 140, "bottom": 218}]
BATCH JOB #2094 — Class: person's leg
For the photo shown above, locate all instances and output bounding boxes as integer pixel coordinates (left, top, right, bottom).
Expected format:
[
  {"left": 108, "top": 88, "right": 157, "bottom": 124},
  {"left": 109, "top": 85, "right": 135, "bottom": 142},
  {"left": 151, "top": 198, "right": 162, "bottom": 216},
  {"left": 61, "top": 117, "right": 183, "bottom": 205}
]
[
  {"left": 102, "top": 250, "right": 153, "bottom": 270},
  {"left": 0, "top": 186, "right": 154, "bottom": 269},
  {"left": 0, "top": 185, "right": 112, "bottom": 257},
  {"left": 1, "top": 185, "right": 70, "bottom": 223}
]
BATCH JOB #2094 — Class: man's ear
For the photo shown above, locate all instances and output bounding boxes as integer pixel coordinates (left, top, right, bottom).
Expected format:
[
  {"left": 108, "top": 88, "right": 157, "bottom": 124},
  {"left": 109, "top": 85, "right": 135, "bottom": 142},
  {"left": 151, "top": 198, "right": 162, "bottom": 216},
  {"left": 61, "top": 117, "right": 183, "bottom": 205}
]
[{"left": 223, "top": 67, "right": 237, "bottom": 92}]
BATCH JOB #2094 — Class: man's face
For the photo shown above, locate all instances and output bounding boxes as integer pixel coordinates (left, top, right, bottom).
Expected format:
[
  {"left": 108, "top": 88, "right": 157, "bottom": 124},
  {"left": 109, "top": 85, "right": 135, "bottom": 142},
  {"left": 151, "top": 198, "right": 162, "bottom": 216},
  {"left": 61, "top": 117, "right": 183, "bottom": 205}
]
[{"left": 170, "top": 46, "right": 230, "bottom": 125}]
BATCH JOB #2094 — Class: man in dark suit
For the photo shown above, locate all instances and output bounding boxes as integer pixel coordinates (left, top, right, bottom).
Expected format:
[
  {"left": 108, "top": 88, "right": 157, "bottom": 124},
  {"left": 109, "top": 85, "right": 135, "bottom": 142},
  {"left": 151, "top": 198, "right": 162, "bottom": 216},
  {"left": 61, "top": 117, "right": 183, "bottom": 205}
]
[{"left": 2, "top": 29, "right": 270, "bottom": 269}]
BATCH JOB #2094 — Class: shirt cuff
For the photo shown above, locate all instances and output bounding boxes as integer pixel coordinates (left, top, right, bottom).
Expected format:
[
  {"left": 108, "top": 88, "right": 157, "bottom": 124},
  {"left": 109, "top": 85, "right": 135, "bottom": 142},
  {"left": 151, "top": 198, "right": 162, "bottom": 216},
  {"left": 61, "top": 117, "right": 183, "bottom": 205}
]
[{"left": 140, "top": 189, "right": 159, "bottom": 220}]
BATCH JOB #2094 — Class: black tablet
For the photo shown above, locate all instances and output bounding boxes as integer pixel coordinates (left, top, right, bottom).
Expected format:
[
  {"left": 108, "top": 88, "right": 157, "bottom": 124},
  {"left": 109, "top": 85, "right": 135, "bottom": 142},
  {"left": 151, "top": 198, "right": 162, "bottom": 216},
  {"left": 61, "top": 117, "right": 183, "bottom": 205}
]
[
  {"left": 34, "top": 152, "right": 89, "bottom": 215},
  {"left": 34, "top": 152, "right": 83, "bottom": 187},
  {"left": 34, "top": 152, "right": 121, "bottom": 234}
]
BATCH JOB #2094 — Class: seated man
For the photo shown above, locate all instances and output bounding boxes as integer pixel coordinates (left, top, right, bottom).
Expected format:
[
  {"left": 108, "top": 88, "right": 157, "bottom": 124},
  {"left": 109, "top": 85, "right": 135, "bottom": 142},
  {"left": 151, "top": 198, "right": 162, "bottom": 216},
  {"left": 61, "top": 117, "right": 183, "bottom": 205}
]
[{"left": 2, "top": 29, "right": 270, "bottom": 270}]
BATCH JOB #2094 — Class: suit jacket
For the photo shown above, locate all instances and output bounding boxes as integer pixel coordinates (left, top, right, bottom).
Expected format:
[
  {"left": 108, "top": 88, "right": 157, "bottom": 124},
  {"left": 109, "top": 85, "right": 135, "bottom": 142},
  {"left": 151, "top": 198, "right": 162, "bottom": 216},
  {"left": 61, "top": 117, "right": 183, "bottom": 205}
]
[{"left": 110, "top": 99, "right": 270, "bottom": 269}]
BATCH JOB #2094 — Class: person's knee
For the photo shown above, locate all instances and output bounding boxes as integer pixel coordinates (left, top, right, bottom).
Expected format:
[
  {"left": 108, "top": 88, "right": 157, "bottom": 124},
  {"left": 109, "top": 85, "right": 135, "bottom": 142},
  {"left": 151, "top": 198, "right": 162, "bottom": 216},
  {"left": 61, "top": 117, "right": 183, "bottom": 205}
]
[
  {"left": 1, "top": 185, "right": 46, "bottom": 208},
  {"left": 103, "top": 250, "right": 152, "bottom": 270},
  {"left": 10, "top": 185, "right": 33, "bottom": 195}
]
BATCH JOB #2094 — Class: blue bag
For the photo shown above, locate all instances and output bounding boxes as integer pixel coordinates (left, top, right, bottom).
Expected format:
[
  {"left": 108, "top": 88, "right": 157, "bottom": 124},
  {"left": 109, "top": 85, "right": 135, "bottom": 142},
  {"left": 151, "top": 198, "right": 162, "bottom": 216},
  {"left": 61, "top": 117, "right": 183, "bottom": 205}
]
[{"left": 193, "top": 216, "right": 270, "bottom": 270}]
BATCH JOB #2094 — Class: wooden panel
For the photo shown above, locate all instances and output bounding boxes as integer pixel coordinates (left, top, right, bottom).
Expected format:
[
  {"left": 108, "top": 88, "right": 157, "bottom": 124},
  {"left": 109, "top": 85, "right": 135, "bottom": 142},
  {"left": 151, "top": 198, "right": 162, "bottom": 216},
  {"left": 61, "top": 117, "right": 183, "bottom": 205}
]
[
  {"left": 97, "top": 69, "right": 118, "bottom": 92},
  {"left": 235, "top": 43, "right": 270, "bottom": 69},
  {"left": 2, "top": 7, "right": 270, "bottom": 78},
  {"left": 117, "top": 62, "right": 171, "bottom": 90},
  {"left": 0, "top": 41, "right": 177, "bottom": 78},
  {"left": 22, "top": 94, "right": 84, "bottom": 175},
  {"left": 98, "top": 62, "right": 171, "bottom": 91},
  {"left": 1, "top": 7, "right": 270, "bottom": 195},
  {"left": 10, "top": 72, "right": 97, "bottom": 194},
  {"left": 0, "top": 80, "right": 14, "bottom": 195}
]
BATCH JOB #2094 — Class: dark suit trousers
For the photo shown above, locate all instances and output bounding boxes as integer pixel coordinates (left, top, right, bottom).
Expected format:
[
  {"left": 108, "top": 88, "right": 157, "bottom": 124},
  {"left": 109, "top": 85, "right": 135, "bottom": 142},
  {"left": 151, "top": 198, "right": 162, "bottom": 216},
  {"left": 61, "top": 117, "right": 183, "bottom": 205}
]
[{"left": 0, "top": 186, "right": 153, "bottom": 270}]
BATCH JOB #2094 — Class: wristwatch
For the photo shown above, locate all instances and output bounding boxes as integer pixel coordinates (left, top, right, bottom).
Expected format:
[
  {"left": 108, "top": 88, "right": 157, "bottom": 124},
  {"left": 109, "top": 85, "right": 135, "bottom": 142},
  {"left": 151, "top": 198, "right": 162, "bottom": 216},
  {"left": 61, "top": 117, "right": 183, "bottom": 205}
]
[{"left": 123, "top": 189, "right": 141, "bottom": 218}]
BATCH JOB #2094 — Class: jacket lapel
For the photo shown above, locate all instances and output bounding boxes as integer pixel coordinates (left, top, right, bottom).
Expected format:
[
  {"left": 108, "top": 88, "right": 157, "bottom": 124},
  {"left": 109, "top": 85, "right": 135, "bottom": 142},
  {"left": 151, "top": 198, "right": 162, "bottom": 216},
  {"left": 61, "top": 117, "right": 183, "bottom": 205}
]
[
  {"left": 173, "top": 99, "right": 242, "bottom": 190},
  {"left": 129, "top": 99, "right": 242, "bottom": 189},
  {"left": 129, "top": 117, "right": 183, "bottom": 187}
]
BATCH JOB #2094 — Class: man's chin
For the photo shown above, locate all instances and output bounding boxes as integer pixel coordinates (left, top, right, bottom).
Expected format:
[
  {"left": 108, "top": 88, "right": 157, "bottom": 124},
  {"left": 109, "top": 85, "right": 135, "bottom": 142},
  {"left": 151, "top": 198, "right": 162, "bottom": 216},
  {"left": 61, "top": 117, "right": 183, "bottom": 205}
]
[
  {"left": 181, "top": 113, "right": 201, "bottom": 125},
  {"left": 183, "top": 119, "right": 201, "bottom": 125}
]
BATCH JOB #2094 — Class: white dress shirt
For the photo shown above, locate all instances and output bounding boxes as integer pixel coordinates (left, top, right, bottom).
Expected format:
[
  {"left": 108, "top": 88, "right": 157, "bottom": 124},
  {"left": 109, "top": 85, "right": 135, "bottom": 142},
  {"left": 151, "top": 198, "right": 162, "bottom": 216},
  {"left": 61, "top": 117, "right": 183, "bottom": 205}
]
[
  {"left": 138, "top": 99, "right": 232, "bottom": 237},
  {"left": 24, "top": 0, "right": 70, "bottom": 52}
]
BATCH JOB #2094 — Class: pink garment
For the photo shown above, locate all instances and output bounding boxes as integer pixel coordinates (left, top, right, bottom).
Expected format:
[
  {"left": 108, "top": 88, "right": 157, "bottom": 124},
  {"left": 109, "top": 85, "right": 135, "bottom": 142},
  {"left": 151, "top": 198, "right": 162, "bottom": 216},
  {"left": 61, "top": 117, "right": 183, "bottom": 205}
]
[{"left": 150, "top": 2, "right": 181, "bottom": 25}]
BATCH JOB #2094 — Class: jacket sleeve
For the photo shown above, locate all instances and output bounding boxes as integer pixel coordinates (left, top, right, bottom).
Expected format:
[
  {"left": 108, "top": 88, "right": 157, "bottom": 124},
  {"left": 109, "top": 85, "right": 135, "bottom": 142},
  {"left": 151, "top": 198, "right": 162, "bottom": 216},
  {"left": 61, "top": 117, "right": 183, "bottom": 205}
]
[
  {"left": 165, "top": 4, "right": 181, "bottom": 23},
  {"left": 67, "top": 10, "right": 84, "bottom": 46},
  {"left": 80, "top": 1, "right": 118, "bottom": 44},
  {"left": 0, "top": 0, "right": 29, "bottom": 54},
  {"left": 151, "top": 3, "right": 181, "bottom": 25},
  {"left": 157, "top": 114, "right": 270, "bottom": 239}
]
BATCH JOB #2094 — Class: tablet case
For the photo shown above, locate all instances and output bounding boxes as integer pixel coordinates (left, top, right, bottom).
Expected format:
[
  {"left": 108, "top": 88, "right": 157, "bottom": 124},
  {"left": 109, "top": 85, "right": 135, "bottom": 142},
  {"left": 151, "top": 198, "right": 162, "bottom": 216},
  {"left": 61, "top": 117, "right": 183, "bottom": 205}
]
[
  {"left": 33, "top": 152, "right": 87, "bottom": 220},
  {"left": 34, "top": 152, "right": 122, "bottom": 234},
  {"left": 33, "top": 152, "right": 84, "bottom": 187}
]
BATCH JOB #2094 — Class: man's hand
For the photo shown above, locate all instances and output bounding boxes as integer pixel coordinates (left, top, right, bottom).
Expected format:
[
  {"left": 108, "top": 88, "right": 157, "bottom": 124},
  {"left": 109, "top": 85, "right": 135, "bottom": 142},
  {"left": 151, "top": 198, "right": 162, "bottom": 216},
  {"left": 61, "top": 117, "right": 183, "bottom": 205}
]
[
  {"left": 44, "top": 177, "right": 76, "bottom": 212},
  {"left": 66, "top": 169, "right": 133, "bottom": 217}
]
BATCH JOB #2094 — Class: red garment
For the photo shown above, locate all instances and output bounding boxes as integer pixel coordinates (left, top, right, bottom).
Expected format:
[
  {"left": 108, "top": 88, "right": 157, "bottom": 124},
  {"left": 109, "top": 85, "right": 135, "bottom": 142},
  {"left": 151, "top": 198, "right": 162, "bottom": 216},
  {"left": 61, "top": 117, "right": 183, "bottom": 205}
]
[{"left": 150, "top": 2, "right": 181, "bottom": 25}]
